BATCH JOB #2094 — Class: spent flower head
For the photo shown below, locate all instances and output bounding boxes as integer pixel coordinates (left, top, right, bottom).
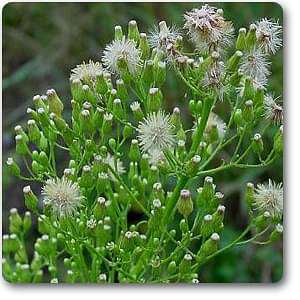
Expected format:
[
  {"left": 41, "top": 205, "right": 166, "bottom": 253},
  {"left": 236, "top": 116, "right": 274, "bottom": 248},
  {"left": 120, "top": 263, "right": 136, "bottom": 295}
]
[
  {"left": 264, "top": 93, "right": 283, "bottom": 124},
  {"left": 42, "top": 177, "right": 83, "bottom": 217},
  {"left": 102, "top": 37, "right": 141, "bottom": 75},
  {"left": 184, "top": 4, "right": 234, "bottom": 53},
  {"left": 254, "top": 179, "right": 283, "bottom": 219},
  {"left": 255, "top": 18, "right": 282, "bottom": 55}
]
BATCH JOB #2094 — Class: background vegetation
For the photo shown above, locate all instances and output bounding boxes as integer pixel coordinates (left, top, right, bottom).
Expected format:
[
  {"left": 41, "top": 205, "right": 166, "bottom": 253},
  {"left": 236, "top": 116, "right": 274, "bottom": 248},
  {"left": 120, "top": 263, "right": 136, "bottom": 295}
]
[{"left": 2, "top": 2, "right": 283, "bottom": 283}]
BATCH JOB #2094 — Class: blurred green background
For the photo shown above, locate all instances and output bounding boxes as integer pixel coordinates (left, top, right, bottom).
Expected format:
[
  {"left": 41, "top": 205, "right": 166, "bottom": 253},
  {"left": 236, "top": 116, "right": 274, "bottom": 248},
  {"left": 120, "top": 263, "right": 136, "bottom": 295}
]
[{"left": 2, "top": 2, "right": 283, "bottom": 283}]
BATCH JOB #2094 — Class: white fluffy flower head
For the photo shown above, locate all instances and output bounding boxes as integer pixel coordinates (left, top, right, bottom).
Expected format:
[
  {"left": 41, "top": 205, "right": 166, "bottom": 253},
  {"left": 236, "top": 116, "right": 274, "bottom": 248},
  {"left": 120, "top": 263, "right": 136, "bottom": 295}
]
[
  {"left": 42, "top": 177, "right": 83, "bottom": 217},
  {"left": 240, "top": 48, "right": 270, "bottom": 88},
  {"left": 254, "top": 179, "right": 283, "bottom": 219},
  {"left": 256, "top": 18, "right": 282, "bottom": 54},
  {"left": 70, "top": 60, "right": 104, "bottom": 82},
  {"left": 137, "top": 110, "right": 175, "bottom": 153},
  {"left": 102, "top": 37, "right": 141, "bottom": 75},
  {"left": 184, "top": 4, "right": 234, "bottom": 53}
]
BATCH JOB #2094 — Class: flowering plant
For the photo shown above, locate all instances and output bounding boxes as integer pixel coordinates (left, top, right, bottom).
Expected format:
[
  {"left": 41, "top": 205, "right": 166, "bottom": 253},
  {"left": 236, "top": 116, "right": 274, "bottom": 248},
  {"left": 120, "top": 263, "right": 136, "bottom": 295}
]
[{"left": 3, "top": 4, "right": 283, "bottom": 283}]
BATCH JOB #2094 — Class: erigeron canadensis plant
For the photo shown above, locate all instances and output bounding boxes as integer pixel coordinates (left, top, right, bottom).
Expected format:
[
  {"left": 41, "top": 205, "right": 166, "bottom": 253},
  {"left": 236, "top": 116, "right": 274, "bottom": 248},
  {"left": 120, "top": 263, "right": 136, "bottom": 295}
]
[{"left": 3, "top": 4, "right": 283, "bottom": 283}]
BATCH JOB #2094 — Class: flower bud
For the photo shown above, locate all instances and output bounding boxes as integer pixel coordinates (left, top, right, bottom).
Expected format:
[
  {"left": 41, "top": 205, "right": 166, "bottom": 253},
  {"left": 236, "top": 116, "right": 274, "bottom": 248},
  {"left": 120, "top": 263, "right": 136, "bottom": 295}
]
[
  {"left": 246, "top": 182, "right": 254, "bottom": 210},
  {"left": 243, "top": 100, "right": 254, "bottom": 122},
  {"left": 102, "top": 113, "right": 113, "bottom": 136},
  {"left": 229, "top": 68, "right": 243, "bottom": 86},
  {"left": 227, "top": 50, "right": 243, "bottom": 72},
  {"left": 197, "top": 233, "right": 220, "bottom": 262},
  {"left": 15, "top": 134, "right": 29, "bottom": 156},
  {"left": 128, "top": 20, "right": 140, "bottom": 44},
  {"left": 130, "top": 101, "right": 144, "bottom": 122},
  {"left": 80, "top": 165, "right": 93, "bottom": 188},
  {"left": 236, "top": 28, "right": 247, "bottom": 51},
  {"left": 97, "top": 172, "right": 109, "bottom": 194},
  {"left": 93, "top": 107, "right": 104, "bottom": 128},
  {"left": 186, "top": 155, "right": 201, "bottom": 176},
  {"left": 243, "top": 77, "right": 255, "bottom": 100},
  {"left": 170, "top": 107, "right": 182, "bottom": 132},
  {"left": 113, "top": 98, "right": 124, "bottom": 119},
  {"left": 46, "top": 89, "right": 64, "bottom": 116},
  {"left": 274, "top": 125, "right": 283, "bottom": 155},
  {"left": 9, "top": 208, "right": 23, "bottom": 234},
  {"left": 245, "top": 24, "right": 257, "bottom": 50},
  {"left": 234, "top": 108, "right": 244, "bottom": 127},
  {"left": 108, "top": 138, "right": 117, "bottom": 151},
  {"left": 177, "top": 189, "right": 193, "bottom": 218},
  {"left": 95, "top": 71, "right": 108, "bottom": 95},
  {"left": 33, "top": 94, "right": 47, "bottom": 111},
  {"left": 129, "top": 139, "right": 141, "bottom": 162},
  {"left": 147, "top": 87, "right": 162, "bottom": 112},
  {"left": 27, "top": 119, "right": 41, "bottom": 143},
  {"left": 254, "top": 87, "right": 264, "bottom": 107},
  {"left": 167, "top": 261, "right": 177, "bottom": 275},
  {"left": 23, "top": 185, "right": 38, "bottom": 213},
  {"left": 123, "top": 123, "right": 134, "bottom": 140},
  {"left": 142, "top": 60, "right": 154, "bottom": 88},
  {"left": 23, "top": 211, "right": 32, "bottom": 233},
  {"left": 6, "top": 157, "right": 21, "bottom": 177},
  {"left": 139, "top": 32, "right": 150, "bottom": 60},
  {"left": 140, "top": 153, "right": 150, "bottom": 178},
  {"left": 252, "top": 133, "right": 264, "bottom": 155},
  {"left": 270, "top": 224, "right": 283, "bottom": 242},
  {"left": 116, "top": 79, "right": 129, "bottom": 101},
  {"left": 155, "top": 61, "right": 166, "bottom": 86},
  {"left": 189, "top": 99, "right": 197, "bottom": 115},
  {"left": 114, "top": 25, "right": 123, "bottom": 40}
]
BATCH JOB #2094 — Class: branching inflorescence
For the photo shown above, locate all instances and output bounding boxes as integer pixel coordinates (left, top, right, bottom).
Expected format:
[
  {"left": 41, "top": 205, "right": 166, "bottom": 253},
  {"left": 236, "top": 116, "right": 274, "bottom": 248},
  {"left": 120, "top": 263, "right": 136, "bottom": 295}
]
[{"left": 3, "top": 4, "right": 283, "bottom": 283}]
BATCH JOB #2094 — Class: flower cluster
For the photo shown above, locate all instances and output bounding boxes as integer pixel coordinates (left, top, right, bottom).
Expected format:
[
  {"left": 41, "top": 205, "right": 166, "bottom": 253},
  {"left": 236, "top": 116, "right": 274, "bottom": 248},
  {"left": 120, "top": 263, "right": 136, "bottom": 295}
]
[{"left": 3, "top": 4, "right": 283, "bottom": 283}]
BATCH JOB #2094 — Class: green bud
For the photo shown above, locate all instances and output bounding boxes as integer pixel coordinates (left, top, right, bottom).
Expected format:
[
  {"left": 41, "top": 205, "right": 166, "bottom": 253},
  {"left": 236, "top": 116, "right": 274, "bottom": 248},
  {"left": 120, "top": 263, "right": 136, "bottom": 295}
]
[
  {"left": 243, "top": 77, "right": 255, "bottom": 100},
  {"left": 139, "top": 33, "right": 150, "bottom": 60},
  {"left": 245, "top": 24, "right": 257, "bottom": 50},
  {"left": 123, "top": 124, "right": 134, "bottom": 140},
  {"left": 23, "top": 211, "right": 32, "bottom": 233},
  {"left": 197, "top": 233, "right": 220, "bottom": 262},
  {"left": 102, "top": 113, "right": 113, "bottom": 136},
  {"left": 179, "top": 218, "right": 189, "bottom": 233},
  {"left": 236, "top": 28, "right": 247, "bottom": 51},
  {"left": 9, "top": 208, "right": 23, "bottom": 234},
  {"left": 116, "top": 79, "right": 129, "bottom": 101},
  {"left": 252, "top": 133, "right": 264, "bottom": 155},
  {"left": 202, "top": 176, "right": 215, "bottom": 202},
  {"left": 97, "top": 172, "right": 109, "bottom": 194},
  {"left": 170, "top": 107, "right": 182, "bottom": 131},
  {"left": 129, "top": 139, "right": 141, "bottom": 162},
  {"left": 95, "top": 72, "right": 108, "bottom": 95},
  {"left": 93, "top": 107, "right": 104, "bottom": 128},
  {"left": 32, "top": 270, "right": 43, "bottom": 283},
  {"left": 47, "top": 89, "right": 64, "bottom": 116},
  {"left": 274, "top": 125, "right": 283, "bottom": 155},
  {"left": 243, "top": 100, "right": 254, "bottom": 122},
  {"left": 270, "top": 224, "right": 283, "bottom": 242},
  {"left": 15, "top": 134, "right": 29, "bottom": 156},
  {"left": 130, "top": 101, "right": 144, "bottom": 122},
  {"left": 253, "top": 87, "right": 264, "bottom": 107},
  {"left": 140, "top": 154, "right": 150, "bottom": 178},
  {"left": 39, "top": 151, "right": 49, "bottom": 167},
  {"left": 211, "top": 205, "right": 225, "bottom": 232},
  {"left": 33, "top": 94, "right": 47, "bottom": 111},
  {"left": 80, "top": 165, "right": 93, "bottom": 188},
  {"left": 6, "top": 157, "right": 21, "bottom": 177},
  {"left": 23, "top": 185, "right": 38, "bottom": 213},
  {"left": 117, "top": 57, "right": 131, "bottom": 83},
  {"left": 200, "top": 214, "right": 214, "bottom": 237},
  {"left": 13, "top": 126, "right": 28, "bottom": 144},
  {"left": 227, "top": 50, "right": 243, "bottom": 72},
  {"left": 31, "top": 160, "right": 43, "bottom": 175},
  {"left": 229, "top": 68, "right": 243, "bottom": 86},
  {"left": 177, "top": 189, "right": 193, "bottom": 218},
  {"left": 147, "top": 87, "right": 162, "bottom": 112},
  {"left": 149, "top": 165, "right": 159, "bottom": 186},
  {"left": 255, "top": 211, "right": 271, "bottom": 231},
  {"left": 128, "top": 20, "right": 140, "bottom": 44},
  {"left": 114, "top": 25, "right": 123, "bottom": 41},
  {"left": 186, "top": 155, "right": 201, "bottom": 176},
  {"left": 246, "top": 182, "right": 255, "bottom": 210},
  {"left": 37, "top": 107, "right": 50, "bottom": 128},
  {"left": 82, "top": 84, "right": 96, "bottom": 104},
  {"left": 155, "top": 61, "right": 166, "bottom": 86},
  {"left": 189, "top": 99, "right": 197, "bottom": 115},
  {"left": 179, "top": 253, "right": 193, "bottom": 275},
  {"left": 234, "top": 108, "right": 244, "bottom": 127},
  {"left": 142, "top": 60, "right": 154, "bottom": 88},
  {"left": 71, "top": 79, "right": 84, "bottom": 102},
  {"left": 167, "top": 261, "right": 177, "bottom": 275},
  {"left": 26, "top": 107, "right": 39, "bottom": 123},
  {"left": 27, "top": 119, "right": 41, "bottom": 143},
  {"left": 109, "top": 138, "right": 117, "bottom": 151},
  {"left": 113, "top": 98, "right": 124, "bottom": 119}
]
